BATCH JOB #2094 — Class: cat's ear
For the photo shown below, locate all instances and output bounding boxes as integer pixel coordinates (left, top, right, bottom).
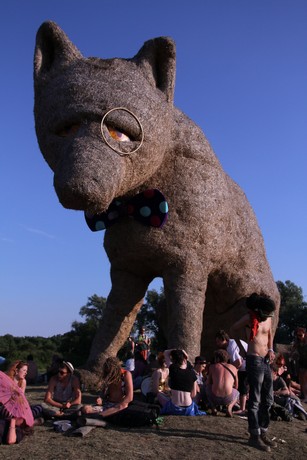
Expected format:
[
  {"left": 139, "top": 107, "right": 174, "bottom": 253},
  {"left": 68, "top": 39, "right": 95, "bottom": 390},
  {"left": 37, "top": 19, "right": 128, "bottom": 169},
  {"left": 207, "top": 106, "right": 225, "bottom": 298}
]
[
  {"left": 133, "top": 37, "right": 176, "bottom": 104},
  {"left": 34, "top": 21, "right": 82, "bottom": 78}
]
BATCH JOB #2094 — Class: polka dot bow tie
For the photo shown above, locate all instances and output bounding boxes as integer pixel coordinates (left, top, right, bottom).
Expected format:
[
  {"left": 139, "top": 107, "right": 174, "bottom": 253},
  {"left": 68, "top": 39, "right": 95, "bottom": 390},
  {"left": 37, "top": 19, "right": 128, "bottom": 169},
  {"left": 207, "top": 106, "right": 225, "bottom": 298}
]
[{"left": 84, "top": 189, "right": 168, "bottom": 231}]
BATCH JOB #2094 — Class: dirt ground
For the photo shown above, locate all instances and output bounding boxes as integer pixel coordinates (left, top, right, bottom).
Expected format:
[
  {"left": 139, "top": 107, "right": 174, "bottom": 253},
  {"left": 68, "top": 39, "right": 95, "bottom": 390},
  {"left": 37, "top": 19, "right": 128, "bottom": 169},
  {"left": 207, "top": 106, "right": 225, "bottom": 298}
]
[{"left": 1, "top": 385, "right": 306, "bottom": 460}]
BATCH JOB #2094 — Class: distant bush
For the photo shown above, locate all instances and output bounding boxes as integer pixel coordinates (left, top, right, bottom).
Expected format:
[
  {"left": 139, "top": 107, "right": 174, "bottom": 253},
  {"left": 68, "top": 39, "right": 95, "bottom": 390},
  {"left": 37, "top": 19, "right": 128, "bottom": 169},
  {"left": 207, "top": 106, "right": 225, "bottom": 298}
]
[{"left": 0, "top": 334, "right": 61, "bottom": 372}]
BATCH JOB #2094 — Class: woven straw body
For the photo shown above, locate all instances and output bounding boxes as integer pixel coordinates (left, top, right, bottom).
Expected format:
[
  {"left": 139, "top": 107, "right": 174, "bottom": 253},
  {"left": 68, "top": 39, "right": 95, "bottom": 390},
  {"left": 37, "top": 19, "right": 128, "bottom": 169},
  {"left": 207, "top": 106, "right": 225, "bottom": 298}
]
[{"left": 34, "top": 22, "right": 280, "bottom": 363}]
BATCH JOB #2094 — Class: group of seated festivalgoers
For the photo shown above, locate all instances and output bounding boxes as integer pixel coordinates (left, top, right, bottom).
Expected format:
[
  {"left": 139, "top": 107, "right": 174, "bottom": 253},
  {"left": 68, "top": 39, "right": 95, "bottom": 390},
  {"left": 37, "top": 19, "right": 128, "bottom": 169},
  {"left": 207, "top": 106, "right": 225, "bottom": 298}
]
[
  {"left": 1, "top": 301, "right": 306, "bottom": 451},
  {"left": 127, "top": 295, "right": 307, "bottom": 453}
]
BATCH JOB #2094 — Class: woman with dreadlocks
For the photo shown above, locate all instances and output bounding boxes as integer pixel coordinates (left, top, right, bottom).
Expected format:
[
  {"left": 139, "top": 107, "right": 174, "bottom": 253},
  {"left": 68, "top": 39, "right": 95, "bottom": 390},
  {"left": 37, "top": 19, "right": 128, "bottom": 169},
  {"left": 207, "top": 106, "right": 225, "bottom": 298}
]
[{"left": 82, "top": 357, "right": 133, "bottom": 418}]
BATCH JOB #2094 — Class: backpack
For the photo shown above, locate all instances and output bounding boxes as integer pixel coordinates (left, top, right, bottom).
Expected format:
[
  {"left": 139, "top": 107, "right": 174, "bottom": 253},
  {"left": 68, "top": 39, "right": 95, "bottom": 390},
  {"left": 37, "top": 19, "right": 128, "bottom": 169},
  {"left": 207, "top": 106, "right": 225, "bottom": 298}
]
[
  {"left": 103, "top": 400, "right": 161, "bottom": 427},
  {"left": 270, "top": 402, "right": 292, "bottom": 422},
  {"left": 283, "top": 395, "right": 307, "bottom": 419}
]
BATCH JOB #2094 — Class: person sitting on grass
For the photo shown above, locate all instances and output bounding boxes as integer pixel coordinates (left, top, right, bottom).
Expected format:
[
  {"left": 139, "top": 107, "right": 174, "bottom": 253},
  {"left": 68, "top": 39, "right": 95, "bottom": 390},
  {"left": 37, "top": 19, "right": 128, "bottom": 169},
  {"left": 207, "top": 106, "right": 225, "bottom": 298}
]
[
  {"left": 193, "top": 356, "right": 208, "bottom": 407},
  {"left": 290, "top": 327, "right": 307, "bottom": 402},
  {"left": 206, "top": 349, "right": 239, "bottom": 417},
  {"left": 148, "top": 352, "right": 170, "bottom": 405},
  {"left": 274, "top": 354, "right": 301, "bottom": 398},
  {"left": 82, "top": 357, "right": 133, "bottom": 419},
  {"left": 42, "top": 361, "right": 82, "bottom": 418},
  {"left": 159, "top": 349, "right": 206, "bottom": 416},
  {"left": 271, "top": 363, "right": 307, "bottom": 421},
  {"left": 271, "top": 363, "right": 290, "bottom": 400},
  {"left": 3, "top": 361, "right": 44, "bottom": 423},
  {"left": 0, "top": 361, "right": 43, "bottom": 445},
  {"left": 215, "top": 329, "right": 248, "bottom": 415}
]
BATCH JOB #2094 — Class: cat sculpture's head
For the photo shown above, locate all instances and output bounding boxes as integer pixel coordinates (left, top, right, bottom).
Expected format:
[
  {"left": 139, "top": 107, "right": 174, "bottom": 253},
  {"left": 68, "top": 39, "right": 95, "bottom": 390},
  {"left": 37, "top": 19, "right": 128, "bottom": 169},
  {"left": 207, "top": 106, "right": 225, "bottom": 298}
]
[{"left": 34, "top": 21, "right": 176, "bottom": 213}]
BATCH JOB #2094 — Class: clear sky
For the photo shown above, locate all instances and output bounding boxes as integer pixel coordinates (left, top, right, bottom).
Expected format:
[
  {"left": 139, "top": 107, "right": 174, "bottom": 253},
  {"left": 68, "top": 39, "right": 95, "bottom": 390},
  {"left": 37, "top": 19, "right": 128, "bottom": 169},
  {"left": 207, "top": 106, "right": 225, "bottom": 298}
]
[{"left": 1, "top": 0, "right": 306, "bottom": 337}]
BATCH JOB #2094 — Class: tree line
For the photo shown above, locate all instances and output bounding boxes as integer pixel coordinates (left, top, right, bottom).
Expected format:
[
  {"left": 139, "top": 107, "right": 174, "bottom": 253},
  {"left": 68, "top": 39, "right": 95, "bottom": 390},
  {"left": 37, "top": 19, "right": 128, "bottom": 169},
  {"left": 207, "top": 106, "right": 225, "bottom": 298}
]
[{"left": 0, "top": 280, "right": 305, "bottom": 372}]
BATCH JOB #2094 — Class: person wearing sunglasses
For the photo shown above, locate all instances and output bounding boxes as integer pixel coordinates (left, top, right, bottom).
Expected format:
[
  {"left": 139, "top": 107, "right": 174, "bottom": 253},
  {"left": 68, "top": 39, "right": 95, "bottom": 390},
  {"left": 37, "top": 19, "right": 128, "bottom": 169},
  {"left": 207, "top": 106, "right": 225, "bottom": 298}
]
[{"left": 42, "top": 361, "right": 82, "bottom": 418}]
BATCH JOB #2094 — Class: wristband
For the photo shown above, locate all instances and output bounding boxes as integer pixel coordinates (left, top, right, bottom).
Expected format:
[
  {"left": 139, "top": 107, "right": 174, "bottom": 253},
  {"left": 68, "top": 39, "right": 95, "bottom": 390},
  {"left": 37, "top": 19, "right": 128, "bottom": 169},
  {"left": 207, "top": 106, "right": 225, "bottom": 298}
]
[{"left": 268, "top": 349, "right": 274, "bottom": 352}]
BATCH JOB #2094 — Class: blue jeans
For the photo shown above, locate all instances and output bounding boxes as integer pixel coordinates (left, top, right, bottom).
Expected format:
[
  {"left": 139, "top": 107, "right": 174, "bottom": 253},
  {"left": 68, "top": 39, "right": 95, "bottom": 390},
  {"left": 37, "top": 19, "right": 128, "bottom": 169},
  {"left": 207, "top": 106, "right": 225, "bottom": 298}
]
[{"left": 246, "top": 355, "right": 273, "bottom": 435}]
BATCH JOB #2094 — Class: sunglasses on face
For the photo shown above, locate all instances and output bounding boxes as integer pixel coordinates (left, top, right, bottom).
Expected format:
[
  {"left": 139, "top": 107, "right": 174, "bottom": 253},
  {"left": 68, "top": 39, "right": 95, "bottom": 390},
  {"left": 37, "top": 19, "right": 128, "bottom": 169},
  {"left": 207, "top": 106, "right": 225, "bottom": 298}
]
[{"left": 58, "top": 370, "right": 68, "bottom": 376}]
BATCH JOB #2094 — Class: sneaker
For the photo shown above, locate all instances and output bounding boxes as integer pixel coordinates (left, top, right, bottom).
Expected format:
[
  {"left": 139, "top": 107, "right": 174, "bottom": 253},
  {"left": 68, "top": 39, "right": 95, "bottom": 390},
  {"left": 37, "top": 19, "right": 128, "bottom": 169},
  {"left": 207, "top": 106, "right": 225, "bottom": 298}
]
[
  {"left": 260, "top": 432, "right": 278, "bottom": 448},
  {"left": 248, "top": 435, "right": 271, "bottom": 452}
]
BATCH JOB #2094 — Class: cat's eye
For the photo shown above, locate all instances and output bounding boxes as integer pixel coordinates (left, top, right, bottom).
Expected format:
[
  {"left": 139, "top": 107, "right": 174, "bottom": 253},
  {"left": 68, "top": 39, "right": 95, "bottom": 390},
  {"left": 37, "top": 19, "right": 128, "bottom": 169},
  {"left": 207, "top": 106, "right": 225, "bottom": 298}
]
[
  {"left": 101, "top": 107, "right": 144, "bottom": 155},
  {"left": 56, "top": 123, "right": 81, "bottom": 137},
  {"left": 107, "top": 127, "right": 131, "bottom": 142}
]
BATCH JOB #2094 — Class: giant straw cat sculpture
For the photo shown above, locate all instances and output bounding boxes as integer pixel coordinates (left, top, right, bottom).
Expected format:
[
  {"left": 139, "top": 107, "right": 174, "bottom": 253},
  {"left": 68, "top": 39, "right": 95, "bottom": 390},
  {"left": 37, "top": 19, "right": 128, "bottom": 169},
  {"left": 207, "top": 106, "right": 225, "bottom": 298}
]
[{"left": 34, "top": 21, "right": 279, "bottom": 363}]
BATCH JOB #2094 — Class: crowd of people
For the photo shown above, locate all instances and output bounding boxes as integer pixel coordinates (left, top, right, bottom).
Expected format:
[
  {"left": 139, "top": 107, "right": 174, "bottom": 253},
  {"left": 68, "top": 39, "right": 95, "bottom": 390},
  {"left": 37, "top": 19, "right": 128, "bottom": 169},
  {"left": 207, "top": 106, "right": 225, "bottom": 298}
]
[{"left": 0, "top": 296, "right": 306, "bottom": 452}]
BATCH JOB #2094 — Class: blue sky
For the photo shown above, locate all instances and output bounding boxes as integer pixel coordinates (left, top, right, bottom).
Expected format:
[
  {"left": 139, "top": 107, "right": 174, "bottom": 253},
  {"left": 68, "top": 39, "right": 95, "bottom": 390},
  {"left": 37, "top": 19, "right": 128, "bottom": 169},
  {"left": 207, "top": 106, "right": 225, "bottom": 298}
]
[{"left": 1, "top": 1, "right": 306, "bottom": 337}]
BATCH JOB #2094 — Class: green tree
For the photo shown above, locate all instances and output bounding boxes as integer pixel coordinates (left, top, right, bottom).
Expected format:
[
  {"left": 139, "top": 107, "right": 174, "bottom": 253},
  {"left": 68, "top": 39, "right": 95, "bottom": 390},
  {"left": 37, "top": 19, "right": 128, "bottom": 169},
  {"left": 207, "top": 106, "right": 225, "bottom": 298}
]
[
  {"left": 57, "top": 295, "right": 107, "bottom": 366},
  {"left": 275, "top": 280, "right": 307, "bottom": 344},
  {"left": 0, "top": 334, "right": 61, "bottom": 372},
  {"left": 79, "top": 294, "right": 107, "bottom": 325},
  {"left": 133, "top": 288, "right": 167, "bottom": 352},
  {"left": 0, "top": 334, "right": 17, "bottom": 362}
]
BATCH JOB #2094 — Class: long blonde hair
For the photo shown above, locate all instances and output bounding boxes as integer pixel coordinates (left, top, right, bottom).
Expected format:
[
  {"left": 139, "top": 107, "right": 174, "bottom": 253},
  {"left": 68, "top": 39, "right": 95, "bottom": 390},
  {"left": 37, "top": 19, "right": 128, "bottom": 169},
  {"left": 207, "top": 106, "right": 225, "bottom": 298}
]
[{"left": 101, "top": 357, "right": 122, "bottom": 387}]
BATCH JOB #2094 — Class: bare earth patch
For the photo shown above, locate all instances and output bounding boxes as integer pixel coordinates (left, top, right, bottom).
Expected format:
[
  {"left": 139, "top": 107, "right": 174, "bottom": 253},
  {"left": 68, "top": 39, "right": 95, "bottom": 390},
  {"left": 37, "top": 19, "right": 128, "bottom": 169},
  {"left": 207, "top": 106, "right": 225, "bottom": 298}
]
[{"left": 0, "top": 385, "right": 306, "bottom": 460}]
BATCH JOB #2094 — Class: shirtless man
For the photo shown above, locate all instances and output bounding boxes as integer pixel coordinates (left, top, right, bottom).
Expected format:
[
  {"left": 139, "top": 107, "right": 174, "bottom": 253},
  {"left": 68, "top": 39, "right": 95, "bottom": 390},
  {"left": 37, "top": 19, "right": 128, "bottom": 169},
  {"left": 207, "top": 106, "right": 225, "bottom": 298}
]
[
  {"left": 207, "top": 349, "right": 239, "bottom": 417},
  {"left": 231, "top": 293, "right": 277, "bottom": 452},
  {"left": 82, "top": 357, "right": 133, "bottom": 418}
]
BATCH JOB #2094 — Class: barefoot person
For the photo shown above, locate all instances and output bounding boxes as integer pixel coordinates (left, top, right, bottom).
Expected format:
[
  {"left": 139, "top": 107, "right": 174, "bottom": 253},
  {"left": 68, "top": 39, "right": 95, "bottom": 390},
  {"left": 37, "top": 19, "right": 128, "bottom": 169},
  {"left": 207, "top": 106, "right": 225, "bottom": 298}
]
[{"left": 231, "top": 293, "right": 277, "bottom": 452}]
